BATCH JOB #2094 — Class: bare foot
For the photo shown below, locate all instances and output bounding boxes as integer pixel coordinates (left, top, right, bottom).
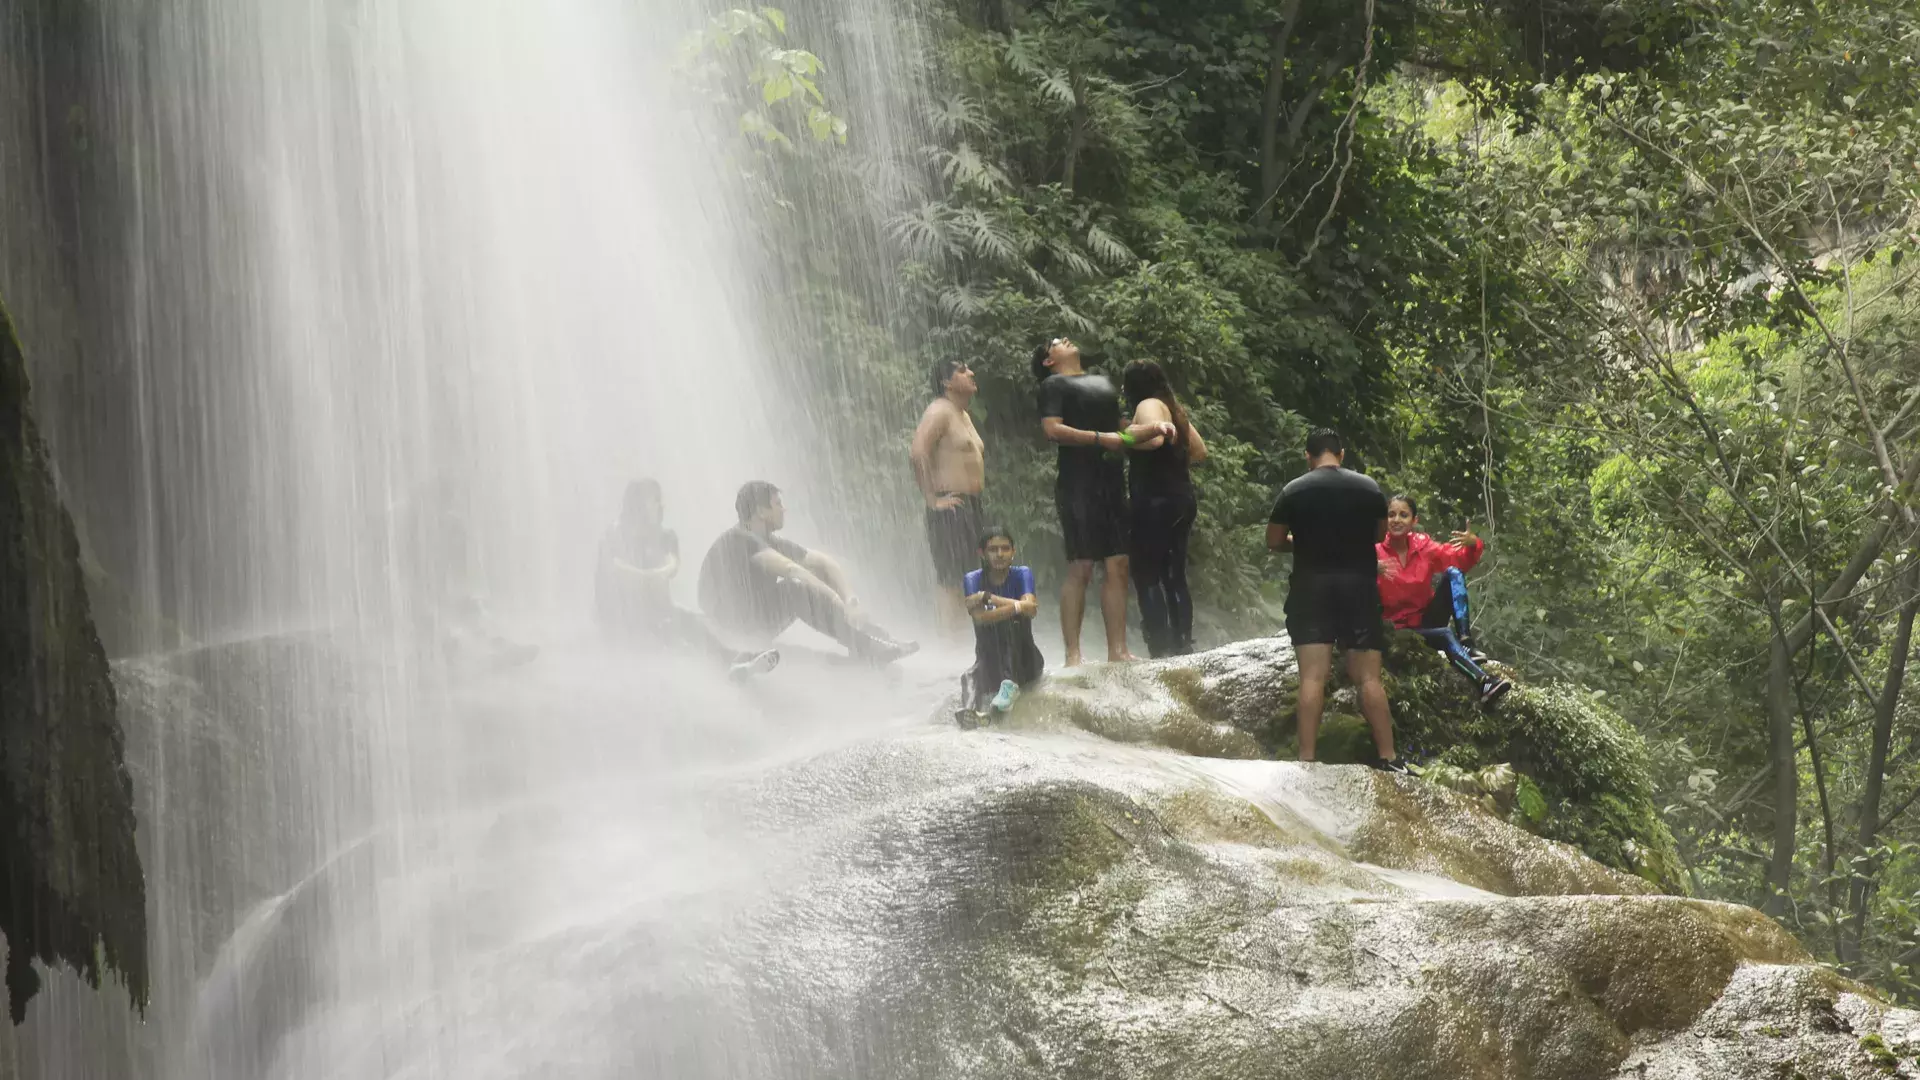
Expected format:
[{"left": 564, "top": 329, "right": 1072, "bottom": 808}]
[
  {"left": 1108, "top": 651, "right": 1140, "bottom": 662},
  {"left": 1065, "top": 651, "right": 1084, "bottom": 667}
]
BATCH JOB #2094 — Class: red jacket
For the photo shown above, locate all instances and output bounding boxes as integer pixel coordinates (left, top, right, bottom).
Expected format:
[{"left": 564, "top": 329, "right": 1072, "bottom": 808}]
[{"left": 1375, "top": 532, "right": 1484, "bottom": 629}]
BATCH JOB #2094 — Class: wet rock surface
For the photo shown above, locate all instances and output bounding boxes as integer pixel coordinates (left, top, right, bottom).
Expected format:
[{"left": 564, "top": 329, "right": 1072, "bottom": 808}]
[
  {"left": 1012, "top": 634, "right": 1683, "bottom": 891},
  {"left": 0, "top": 298, "right": 145, "bottom": 1023},
  {"left": 13, "top": 636, "right": 1916, "bottom": 1080}
]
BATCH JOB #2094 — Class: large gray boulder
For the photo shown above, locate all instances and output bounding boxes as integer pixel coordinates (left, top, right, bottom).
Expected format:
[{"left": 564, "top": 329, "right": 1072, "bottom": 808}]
[
  {"left": 162, "top": 641, "right": 1911, "bottom": 1080},
  {"left": 12, "top": 636, "right": 1910, "bottom": 1080},
  {"left": 1014, "top": 635, "right": 1684, "bottom": 891}
]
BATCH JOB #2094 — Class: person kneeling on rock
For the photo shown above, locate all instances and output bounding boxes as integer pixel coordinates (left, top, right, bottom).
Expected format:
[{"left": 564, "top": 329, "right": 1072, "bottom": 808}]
[
  {"left": 958, "top": 526, "right": 1045, "bottom": 725},
  {"left": 1377, "top": 494, "right": 1511, "bottom": 708}
]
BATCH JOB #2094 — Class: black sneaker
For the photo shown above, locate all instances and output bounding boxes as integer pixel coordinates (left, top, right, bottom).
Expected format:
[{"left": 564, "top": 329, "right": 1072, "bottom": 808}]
[
  {"left": 1479, "top": 677, "right": 1513, "bottom": 708},
  {"left": 1366, "top": 757, "right": 1411, "bottom": 774}
]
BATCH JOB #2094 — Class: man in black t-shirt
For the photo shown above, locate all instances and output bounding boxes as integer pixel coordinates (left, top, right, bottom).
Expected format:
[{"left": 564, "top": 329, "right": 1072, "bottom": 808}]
[
  {"left": 1267, "top": 429, "right": 1404, "bottom": 772},
  {"left": 597, "top": 478, "right": 778, "bottom": 680},
  {"left": 698, "top": 481, "right": 918, "bottom": 664},
  {"left": 1034, "top": 336, "right": 1170, "bottom": 666}
]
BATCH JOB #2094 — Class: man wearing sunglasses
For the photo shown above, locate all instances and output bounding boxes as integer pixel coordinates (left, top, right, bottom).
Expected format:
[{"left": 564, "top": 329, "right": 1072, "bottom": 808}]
[{"left": 1033, "top": 336, "right": 1173, "bottom": 666}]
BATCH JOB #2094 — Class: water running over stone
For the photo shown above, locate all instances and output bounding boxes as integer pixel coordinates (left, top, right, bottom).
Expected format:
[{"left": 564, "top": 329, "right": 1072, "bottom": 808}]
[{"left": 4, "top": 2, "right": 1919, "bottom": 1079}]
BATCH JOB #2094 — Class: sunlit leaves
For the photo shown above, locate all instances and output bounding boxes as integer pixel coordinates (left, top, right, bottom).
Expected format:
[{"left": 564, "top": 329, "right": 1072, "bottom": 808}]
[{"left": 679, "top": 7, "right": 849, "bottom": 151}]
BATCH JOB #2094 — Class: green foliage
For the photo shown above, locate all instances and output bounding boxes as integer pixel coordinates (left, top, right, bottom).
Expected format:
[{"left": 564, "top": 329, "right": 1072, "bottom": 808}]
[
  {"left": 679, "top": 7, "right": 848, "bottom": 148},
  {"left": 1377, "top": 631, "right": 1683, "bottom": 888},
  {"left": 735, "top": 0, "right": 1920, "bottom": 1002}
]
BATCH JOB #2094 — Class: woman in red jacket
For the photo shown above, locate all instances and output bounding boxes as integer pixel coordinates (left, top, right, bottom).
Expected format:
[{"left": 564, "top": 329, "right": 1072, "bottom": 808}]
[{"left": 1376, "top": 495, "right": 1511, "bottom": 707}]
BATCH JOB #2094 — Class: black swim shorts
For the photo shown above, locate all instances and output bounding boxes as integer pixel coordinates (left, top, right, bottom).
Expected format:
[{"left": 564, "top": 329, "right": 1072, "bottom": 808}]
[
  {"left": 1056, "top": 467, "right": 1129, "bottom": 563},
  {"left": 1284, "top": 571, "right": 1387, "bottom": 651},
  {"left": 926, "top": 493, "right": 987, "bottom": 586}
]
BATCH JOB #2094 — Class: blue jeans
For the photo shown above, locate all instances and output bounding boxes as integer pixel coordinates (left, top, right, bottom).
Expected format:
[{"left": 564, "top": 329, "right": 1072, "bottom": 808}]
[{"left": 1417, "top": 567, "right": 1488, "bottom": 685}]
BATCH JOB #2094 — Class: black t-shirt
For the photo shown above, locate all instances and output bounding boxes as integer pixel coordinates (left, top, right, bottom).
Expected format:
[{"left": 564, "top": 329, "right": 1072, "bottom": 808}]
[
  {"left": 1038, "top": 373, "right": 1123, "bottom": 485},
  {"left": 1269, "top": 466, "right": 1388, "bottom": 576},
  {"left": 697, "top": 525, "right": 811, "bottom": 626}
]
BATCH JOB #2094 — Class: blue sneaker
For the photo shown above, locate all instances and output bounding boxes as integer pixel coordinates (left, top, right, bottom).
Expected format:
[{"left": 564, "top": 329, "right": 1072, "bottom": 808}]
[{"left": 991, "top": 679, "right": 1019, "bottom": 713}]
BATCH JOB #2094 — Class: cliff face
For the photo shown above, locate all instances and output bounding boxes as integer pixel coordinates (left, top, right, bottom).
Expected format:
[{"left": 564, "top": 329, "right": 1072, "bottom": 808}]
[{"left": 0, "top": 298, "right": 146, "bottom": 1021}]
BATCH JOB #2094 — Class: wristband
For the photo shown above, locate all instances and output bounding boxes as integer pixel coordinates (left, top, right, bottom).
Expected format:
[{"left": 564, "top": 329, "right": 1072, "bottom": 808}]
[{"left": 1117, "top": 429, "right": 1136, "bottom": 447}]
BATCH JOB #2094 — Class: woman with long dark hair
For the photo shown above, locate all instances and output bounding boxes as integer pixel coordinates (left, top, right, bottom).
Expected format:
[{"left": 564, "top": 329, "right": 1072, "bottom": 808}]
[{"left": 1121, "top": 360, "right": 1208, "bottom": 656}]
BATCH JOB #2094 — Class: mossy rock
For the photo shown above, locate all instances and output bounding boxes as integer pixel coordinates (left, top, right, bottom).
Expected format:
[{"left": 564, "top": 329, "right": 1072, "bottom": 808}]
[
  {"left": 1372, "top": 630, "right": 1683, "bottom": 891},
  {"left": 0, "top": 297, "right": 147, "bottom": 1020},
  {"left": 1007, "top": 632, "right": 1682, "bottom": 893}
]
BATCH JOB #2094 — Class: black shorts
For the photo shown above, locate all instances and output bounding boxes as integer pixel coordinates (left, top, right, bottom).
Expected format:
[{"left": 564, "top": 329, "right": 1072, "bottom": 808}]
[
  {"left": 1285, "top": 571, "right": 1387, "bottom": 651},
  {"left": 926, "top": 493, "right": 987, "bottom": 586},
  {"left": 1057, "top": 468, "right": 1129, "bottom": 563}
]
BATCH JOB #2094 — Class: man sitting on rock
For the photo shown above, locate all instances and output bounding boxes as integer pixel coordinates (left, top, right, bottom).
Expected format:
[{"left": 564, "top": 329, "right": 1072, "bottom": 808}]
[
  {"left": 595, "top": 477, "right": 779, "bottom": 681},
  {"left": 697, "top": 481, "right": 918, "bottom": 664},
  {"left": 1267, "top": 429, "right": 1405, "bottom": 773}
]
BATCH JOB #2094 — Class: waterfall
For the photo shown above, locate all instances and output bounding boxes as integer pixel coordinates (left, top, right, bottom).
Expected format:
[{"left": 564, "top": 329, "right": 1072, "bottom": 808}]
[{"left": 8, "top": 0, "right": 945, "bottom": 1076}]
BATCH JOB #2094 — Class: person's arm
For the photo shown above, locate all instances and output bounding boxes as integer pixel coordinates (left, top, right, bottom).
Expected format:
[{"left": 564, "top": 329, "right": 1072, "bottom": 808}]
[
  {"left": 910, "top": 402, "right": 960, "bottom": 510},
  {"left": 1267, "top": 493, "right": 1293, "bottom": 552},
  {"left": 750, "top": 547, "right": 811, "bottom": 585},
  {"left": 1042, "top": 413, "right": 1176, "bottom": 452},
  {"left": 973, "top": 593, "right": 1037, "bottom": 624},
  {"left": 1187, "top": 421, "right": 1209, "bottom": 464},
  {"left": 1441, "top": 525, "right": 1486, "bottom": 571},
  {"left": 802, "top": 549, "right": 856, "bottom": 602},
  {"left": 611, "top": 551, "right": 679, "bottom": 581},
  {"left": 1126, "top": 399, "right": 1172, "bottom": 451}
]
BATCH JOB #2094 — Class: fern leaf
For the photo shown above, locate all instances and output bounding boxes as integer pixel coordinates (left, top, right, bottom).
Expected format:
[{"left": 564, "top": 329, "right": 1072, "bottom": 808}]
[
  {"left": 1048, "top": 239, "right": 1099, "bottom": 279},
  {"left": 955, "top": 207, "right": 1019, "bottom": 265},
  {"left": 1084, "top": 224, "right": 1135, "bottom": 267},
  {"left": 886, "top": 202, "right": 957, "bottom": 263}
]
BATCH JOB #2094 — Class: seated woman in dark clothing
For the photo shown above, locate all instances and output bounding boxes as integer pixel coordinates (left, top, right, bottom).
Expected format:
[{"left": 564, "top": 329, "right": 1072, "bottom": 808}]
[
  {"left": 597, "top": 478, "right": 779, "bottom": 681},
  {"left": 1375, "top": 494, "right": 1511, "bottom": 707},
  {"left": 959, "top": 526, "right": 1045, "bottom": 722}
]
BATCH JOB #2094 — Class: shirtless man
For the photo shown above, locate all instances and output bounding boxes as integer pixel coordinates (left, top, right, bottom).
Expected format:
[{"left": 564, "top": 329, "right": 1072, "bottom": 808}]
[{"left": 911, "top": 359, "right": 987, "bottom": 635}]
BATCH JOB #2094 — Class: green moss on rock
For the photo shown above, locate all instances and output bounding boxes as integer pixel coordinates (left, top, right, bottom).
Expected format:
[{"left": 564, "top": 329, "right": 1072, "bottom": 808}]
[{"left": 1374, "top": 631, "right": 1683, "bottom": 891}]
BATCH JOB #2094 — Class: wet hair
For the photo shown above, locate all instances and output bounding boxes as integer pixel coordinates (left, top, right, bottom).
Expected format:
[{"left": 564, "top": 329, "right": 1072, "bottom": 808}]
[
  {"left": 1122, "top": 360, "right": 1190, "bottom": 449},
  {"left": 1305, "top": 428, "right": 1345, "bottom": 459},
  {"left": 930, "top": 358, "right": 966, "bottom": 399},
  {"left": 1029, "top": 342, "right": 1059, "bottom": 384},
  {"left": 734, "top": 480, "right": 780, "bottom": 522},
  {"left": 976, "top": 525, "right": 1016, "bottom": 575},
  {"left": 1389, "top": 494, "right": 1419, "bottom": 519},
  {"left": 977, "top": 524, "right": 1014, "bottom": 551},
  {"left": 621, "top": 478, "right": 663, "bottom": 524}
]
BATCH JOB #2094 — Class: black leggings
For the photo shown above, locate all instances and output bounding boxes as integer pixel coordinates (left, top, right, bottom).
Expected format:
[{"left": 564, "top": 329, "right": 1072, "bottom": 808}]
[{"left": 1131, "top": 493, "right": 1196, "bottom": 658}]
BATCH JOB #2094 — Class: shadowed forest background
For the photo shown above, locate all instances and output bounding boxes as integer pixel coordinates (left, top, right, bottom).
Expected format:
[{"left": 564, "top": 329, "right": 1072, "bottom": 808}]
[{"left": 692, "top": 0, "right": 1920, "bottom": 998}]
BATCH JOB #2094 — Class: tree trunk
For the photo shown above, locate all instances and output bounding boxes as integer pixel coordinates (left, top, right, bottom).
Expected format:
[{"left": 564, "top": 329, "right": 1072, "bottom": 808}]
[
  {"left": 1063, "top": 70, "right": 1088, "bottom": 192},
  {"left": 1846, "top": 564, "right": 1920, "bottom": 962},
  {"left": 1764, "top": 622, "right": 1798, "bottom": 917},
  {"left": 1254, "top": 0, "right": 1304, "bottom": 225}
]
